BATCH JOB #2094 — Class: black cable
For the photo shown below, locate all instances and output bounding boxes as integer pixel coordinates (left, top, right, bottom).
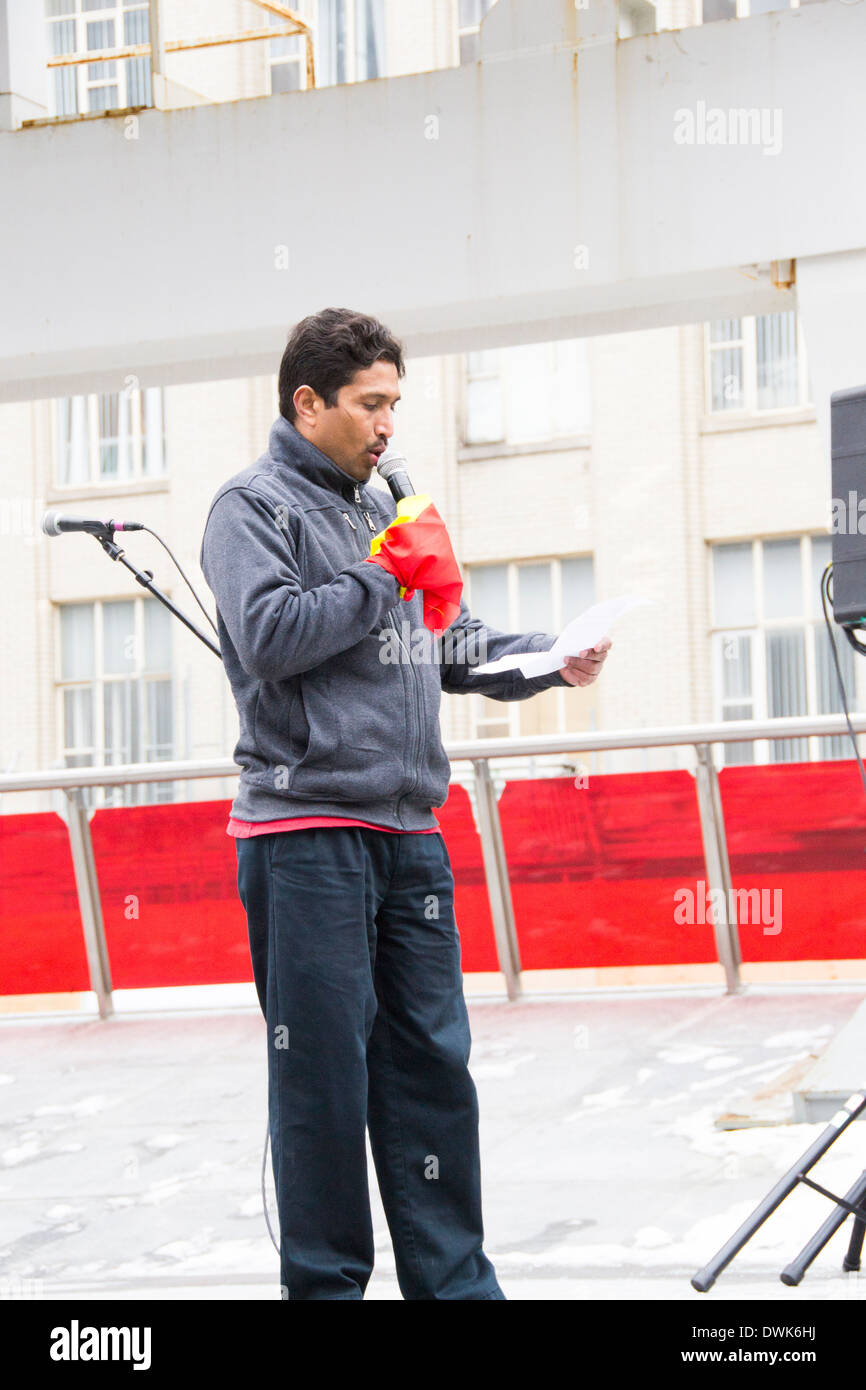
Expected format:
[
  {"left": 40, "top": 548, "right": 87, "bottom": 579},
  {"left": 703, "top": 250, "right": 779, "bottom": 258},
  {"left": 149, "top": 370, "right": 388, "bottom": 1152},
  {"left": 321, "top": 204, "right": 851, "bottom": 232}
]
[
  {"left": 136, "top": 522, "right": 276, "bottom": 1249},
  {"left": 820, "top": 562, "right": 866, "bottom": 799},
  {"left": 139, "top": 525, "right": 220, "bottom": 638},
  {"left": 261, "top": 1122, "right": 280, "bottom": 1253},
  {"left": 138, "top": 523, "right": 275, "bottom": 1250},
  {"left": 137, "top": 524, "right": 274, "bottom": 1245}
]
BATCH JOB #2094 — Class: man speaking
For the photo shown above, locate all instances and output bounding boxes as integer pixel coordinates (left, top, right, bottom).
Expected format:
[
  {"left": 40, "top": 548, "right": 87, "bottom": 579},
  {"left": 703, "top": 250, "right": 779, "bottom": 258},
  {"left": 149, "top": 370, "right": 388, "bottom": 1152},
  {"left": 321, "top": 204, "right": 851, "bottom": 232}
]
[{"left": 199, "top": 307, "right": 610, "bottom": 1301}]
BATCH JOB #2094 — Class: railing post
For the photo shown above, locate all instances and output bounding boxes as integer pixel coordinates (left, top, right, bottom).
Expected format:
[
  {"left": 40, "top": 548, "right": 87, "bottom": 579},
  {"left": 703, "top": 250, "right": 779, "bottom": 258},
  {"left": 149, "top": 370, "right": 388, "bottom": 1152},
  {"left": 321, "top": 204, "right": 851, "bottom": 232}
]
[
  {"left": 63, "top": 788, "right": 113, "bottom": 1019},
  {"left": 693, "top": 744, "right": 742, "bottom": 994},
  {"left": 471, "top": 759, "right": 522, "bottom": 1001}
]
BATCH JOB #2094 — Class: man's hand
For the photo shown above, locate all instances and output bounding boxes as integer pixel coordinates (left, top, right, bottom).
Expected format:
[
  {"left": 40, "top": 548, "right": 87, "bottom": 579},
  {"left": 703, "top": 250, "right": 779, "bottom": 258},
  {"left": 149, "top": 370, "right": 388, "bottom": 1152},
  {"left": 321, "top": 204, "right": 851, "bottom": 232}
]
[
  {"left": 559, "top": 636, "right": 612, "bottom": 687},
  {"left": 365, "top": 493, "right": 463, "bottom": 633}
]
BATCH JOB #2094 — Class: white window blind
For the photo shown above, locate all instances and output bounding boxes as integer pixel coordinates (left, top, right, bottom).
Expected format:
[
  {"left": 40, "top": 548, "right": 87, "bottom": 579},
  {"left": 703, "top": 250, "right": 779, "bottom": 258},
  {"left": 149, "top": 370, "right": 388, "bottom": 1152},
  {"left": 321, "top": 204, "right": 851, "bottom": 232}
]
[
  {"left": 706, "top": 312, "right": 809, "bottom": 414},
  {"left": 466, "top": 555, "right": 596, "bottom": 739},
  {"left": 55, "top": 387, "right": 166, "bottom": 486},
  {"left": 711, "top": 535, "right": 857, "bottom": 765},
  {"left": 44, "top": 1, "right": 152, "bottom": 117},
  {"left": 58, "top": 596, "right": 175, "bottom": 807},
  {"left": 268, "top": 0, "right": 385, "bottom": 93},
  {"left": 464, "top": 339, "right": 592, "bottom": 445}
]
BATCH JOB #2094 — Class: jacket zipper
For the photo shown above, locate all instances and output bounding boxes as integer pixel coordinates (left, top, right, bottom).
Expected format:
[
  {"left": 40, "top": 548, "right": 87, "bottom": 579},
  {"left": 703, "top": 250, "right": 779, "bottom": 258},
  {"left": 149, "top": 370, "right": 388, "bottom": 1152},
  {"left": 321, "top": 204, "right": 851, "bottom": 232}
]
[{"left": 348, "top": 484, "right": 423, "bottom": 822}]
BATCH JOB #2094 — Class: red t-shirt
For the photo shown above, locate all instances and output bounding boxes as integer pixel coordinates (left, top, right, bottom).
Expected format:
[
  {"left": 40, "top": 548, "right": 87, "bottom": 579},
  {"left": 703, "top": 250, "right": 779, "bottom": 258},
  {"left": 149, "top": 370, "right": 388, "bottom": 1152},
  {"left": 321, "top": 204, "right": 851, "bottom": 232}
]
[{"left": 227, "top": 815, "right": 440, "bottom": 838}]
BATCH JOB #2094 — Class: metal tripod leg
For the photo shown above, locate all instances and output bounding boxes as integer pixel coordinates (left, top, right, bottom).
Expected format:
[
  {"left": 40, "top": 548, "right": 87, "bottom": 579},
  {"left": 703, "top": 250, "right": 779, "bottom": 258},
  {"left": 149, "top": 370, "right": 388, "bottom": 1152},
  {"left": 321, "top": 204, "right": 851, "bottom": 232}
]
[
  {"left": 843, "top": 1208, "right": 866, "bottom": 1274},
  {"left": 779, "top": 1169, "right": 866, "bottom": 1286},
  {"left": 692, "top": 1089, "right": 866, "bottom": 1292}
]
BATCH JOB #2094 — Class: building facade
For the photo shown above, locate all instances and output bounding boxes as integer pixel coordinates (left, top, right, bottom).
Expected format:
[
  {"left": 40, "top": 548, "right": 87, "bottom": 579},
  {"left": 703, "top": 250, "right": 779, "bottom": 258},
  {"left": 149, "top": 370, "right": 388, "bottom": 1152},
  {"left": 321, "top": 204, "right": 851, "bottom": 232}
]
[{"left": 0, "top": 0, "right": 856, "bottom": 817}]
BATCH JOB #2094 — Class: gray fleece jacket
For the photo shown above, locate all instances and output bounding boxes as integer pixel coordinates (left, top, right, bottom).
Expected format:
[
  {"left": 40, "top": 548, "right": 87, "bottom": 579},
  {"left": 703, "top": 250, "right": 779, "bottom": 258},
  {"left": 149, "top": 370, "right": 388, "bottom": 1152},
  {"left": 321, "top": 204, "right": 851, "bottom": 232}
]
[{"left": 199, "top": 415, "right": 569, "bottom": 831}]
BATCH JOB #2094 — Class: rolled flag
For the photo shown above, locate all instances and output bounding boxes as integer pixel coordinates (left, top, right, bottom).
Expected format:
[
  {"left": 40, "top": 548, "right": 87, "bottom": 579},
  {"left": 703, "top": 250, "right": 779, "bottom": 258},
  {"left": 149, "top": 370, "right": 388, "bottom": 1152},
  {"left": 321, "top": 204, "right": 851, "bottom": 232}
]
[{"left": 364, "top": 493, "right": 463, "bottom": 634}]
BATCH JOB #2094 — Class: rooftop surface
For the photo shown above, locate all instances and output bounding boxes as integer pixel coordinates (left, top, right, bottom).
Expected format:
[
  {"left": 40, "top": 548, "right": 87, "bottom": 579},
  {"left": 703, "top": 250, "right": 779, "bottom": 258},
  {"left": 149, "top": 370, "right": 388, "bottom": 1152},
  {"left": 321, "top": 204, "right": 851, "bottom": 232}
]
[{"left": 1, "top": 985, "right": 865, "bottom": 1302}]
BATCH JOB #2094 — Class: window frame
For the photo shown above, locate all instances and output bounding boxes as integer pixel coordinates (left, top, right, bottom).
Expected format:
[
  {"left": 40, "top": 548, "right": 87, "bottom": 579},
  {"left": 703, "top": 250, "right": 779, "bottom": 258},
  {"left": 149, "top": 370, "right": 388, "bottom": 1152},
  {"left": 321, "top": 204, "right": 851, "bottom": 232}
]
[
  {"left": 267, "top": 0, "right": 385, "bottom": 93},
  {"left": 709, "top": 534, "right": 861, "bottom": 766},
  {"left": 461, "top": 339, "right": 593, "bottom": 447},
  {"left": 55, "top": 595, "right": 175, "bottom": 807},
  {"left": 465, "top": 554, "right": 596, "bottom": 740},
  {"left": 455, "top": 0, "right": 496, "bottom": 64},
  {"left": 704, "top": 313, "right": 811, "bottom": 416},
  {"left": 45, "top": 0, "right": 152, "bottom": 117},
  {"left": 52, "top": 386, "right": 166, "bottom": 488}
]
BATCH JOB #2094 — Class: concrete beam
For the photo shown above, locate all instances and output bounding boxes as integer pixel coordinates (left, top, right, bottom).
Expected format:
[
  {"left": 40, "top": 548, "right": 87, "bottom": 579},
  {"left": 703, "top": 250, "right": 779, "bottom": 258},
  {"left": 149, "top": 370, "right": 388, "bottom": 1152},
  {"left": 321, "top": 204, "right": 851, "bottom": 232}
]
[{"left": 0, "top": 0, "right": 863, "bottom": 400}]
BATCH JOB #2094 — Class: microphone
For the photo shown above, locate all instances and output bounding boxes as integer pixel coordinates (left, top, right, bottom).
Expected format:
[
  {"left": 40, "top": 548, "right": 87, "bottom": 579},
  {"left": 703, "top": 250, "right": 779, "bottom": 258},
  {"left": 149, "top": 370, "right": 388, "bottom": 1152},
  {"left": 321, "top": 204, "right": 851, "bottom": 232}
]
[
  {"left": 41, "top": 511, "right": 145, "bottom": 537},
  {"left": 375, "top": 447, "right": 416, "bottom": 502}
]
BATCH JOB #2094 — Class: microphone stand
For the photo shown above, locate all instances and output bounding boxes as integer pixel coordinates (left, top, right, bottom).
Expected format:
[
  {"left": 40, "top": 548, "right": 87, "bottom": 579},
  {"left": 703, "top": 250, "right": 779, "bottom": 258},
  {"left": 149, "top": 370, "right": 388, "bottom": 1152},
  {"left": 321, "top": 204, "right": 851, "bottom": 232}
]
[{"left": 91, "top": 528, "right": 222, "bottom": 659}]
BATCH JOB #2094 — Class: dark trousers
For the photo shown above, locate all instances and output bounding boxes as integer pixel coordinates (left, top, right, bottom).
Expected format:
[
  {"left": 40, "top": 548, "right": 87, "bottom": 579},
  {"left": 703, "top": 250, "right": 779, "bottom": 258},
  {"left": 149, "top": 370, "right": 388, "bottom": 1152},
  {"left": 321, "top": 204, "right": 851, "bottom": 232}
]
[{"left": 235, "top": 826, "right": 505, "bottom": 1300}]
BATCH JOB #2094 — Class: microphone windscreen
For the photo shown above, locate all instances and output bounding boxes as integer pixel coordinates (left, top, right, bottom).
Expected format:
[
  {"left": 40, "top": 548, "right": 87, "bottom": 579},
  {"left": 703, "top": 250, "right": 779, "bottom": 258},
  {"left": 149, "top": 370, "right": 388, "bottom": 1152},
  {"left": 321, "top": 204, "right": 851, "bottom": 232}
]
[{"left": 375, "top": 449, "right": 410, "bottom": 484}]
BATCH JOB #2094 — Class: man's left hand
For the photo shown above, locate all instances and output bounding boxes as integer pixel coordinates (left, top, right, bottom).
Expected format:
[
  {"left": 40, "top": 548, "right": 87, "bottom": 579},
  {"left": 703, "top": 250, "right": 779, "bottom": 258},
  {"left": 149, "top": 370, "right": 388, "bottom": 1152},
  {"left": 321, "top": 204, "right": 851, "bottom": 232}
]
[{"left": 559, "top": 636, "right": 612, "bottom": 687}]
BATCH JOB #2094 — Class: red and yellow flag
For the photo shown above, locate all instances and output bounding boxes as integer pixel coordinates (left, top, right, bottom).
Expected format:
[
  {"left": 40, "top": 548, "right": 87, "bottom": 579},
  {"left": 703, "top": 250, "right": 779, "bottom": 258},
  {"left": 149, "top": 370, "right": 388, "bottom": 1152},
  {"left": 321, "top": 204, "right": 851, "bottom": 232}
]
[{"left": 365, "top": 493, "right": 463, "bottom": 634}]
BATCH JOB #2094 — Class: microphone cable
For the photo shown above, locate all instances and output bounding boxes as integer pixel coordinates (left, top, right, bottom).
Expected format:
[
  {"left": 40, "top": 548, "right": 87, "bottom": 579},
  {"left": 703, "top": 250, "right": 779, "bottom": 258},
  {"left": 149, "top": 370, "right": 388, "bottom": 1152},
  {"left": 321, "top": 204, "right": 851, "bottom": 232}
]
[
  {"left": 138, "top": 526, "right": 219, "bottom": 639},
  {"left": 141, "top": 524, "right": 283, "bottom": 1252},
  {"left": 261, "top": 1123, "right": 280, "bottom": 1254},
  {"left": 139, "top": 521, "right": 282, "bottom": 1250},
  {"left": 820, "top": 561, "right": 866, "bottom": 799}
]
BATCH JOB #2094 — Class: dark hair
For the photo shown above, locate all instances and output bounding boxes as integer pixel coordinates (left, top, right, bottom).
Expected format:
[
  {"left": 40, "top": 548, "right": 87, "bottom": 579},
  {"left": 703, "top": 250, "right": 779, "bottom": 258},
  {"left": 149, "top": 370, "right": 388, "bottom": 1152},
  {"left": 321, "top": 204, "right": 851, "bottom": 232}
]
[{"left": 278, "top": 307, "right": 405, "bottom": 422}]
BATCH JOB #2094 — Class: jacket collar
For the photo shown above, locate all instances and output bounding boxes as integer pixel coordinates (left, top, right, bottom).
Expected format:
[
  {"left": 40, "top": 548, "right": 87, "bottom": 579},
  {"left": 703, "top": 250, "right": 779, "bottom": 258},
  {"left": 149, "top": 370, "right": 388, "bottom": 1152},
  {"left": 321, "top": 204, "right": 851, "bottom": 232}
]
[{"left": 268, "top": 414, "right": 366, "bottom": 504}]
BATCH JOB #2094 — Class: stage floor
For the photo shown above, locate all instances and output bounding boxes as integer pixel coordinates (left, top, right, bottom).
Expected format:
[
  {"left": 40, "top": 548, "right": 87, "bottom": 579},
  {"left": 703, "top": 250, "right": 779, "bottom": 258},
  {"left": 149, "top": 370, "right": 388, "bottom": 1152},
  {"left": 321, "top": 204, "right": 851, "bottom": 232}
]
[{"left": 1, "top": 985, "right": 865, "bottom": 1302}]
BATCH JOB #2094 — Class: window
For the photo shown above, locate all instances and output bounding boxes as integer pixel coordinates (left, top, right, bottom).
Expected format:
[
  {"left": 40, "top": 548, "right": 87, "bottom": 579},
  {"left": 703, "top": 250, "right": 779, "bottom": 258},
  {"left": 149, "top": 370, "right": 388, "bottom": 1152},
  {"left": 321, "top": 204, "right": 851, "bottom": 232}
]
[
  {"left": 706, "top": 312, "right": 810, "bottom": 414},
  {"left": 463, "top": 339, "right": 592, "bottom": 446},
  {"left": 457, "top": 0, "right": 497, "bottom": 63},
  {"left": 711, "top": 535, "right": 857, "bottom": 766},
  {"left": 45, "top": 0, "right": 152, "bottom": 117},
  {"left": 702, "top": 0, "right": 813, "bottom": 19},
  {"left": 466, "top": 556, "right": 595, "bottom": 739},
  {"left": 268, "top": 0, "right": 385, "bottom": 93},
  {"left": 54, "top": 387, "right": 166, "bottom": 486},
  {"left": 737, "top": 0, "right": 799, "bottom": 12},
  {"left": 57, "top": 597, "right": 175, "bottom": 807}
]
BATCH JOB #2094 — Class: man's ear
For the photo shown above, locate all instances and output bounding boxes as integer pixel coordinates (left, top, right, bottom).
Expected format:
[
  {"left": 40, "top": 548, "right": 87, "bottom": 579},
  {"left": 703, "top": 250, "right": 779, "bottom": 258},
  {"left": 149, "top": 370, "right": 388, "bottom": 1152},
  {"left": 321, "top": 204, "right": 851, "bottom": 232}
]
[{"left": 292, "top": 385, "right": 319, "bottom": 427}]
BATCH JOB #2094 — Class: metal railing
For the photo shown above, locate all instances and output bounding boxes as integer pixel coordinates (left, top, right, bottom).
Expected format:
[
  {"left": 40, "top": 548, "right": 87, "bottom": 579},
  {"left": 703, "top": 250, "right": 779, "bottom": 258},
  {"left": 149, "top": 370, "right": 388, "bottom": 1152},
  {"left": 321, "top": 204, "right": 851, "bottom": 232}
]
[{"left": 1, "top": 712, "right": 865, "bottom": 1017}]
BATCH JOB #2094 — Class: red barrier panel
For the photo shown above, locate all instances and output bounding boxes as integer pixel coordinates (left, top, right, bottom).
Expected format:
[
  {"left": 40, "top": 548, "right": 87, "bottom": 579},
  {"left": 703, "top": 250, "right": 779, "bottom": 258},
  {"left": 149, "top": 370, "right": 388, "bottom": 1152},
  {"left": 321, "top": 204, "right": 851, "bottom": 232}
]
[
  {"left": 90, "top": 800, "right": 250, "bottom": 989},
  {"left": 435, "top": 783, "right": 497, "bottom": 972},
  {"left": 498, "top": 771, "right": 711, "bottom": 968},
  {"left": 86, "top": 788, "right": 495, "bottom": 987},
  {"left": 0, "top": 812, "right": 89, "bottom": 994},
  {"left": 3, "top": 763, "right": 864, "bottom": 996},
  {"left": 0, "top": 792, "right": 492, "bottom": 994},
  {"left": 720, "top": 761, "right": 866, "bottom": 963}
]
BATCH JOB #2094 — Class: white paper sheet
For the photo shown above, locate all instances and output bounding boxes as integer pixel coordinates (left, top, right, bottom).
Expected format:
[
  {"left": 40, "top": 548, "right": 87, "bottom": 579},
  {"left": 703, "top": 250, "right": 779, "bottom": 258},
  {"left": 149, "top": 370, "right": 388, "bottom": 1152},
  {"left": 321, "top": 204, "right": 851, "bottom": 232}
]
[{"left": 473, "top": 594, "right": 655, "bottom": 678}]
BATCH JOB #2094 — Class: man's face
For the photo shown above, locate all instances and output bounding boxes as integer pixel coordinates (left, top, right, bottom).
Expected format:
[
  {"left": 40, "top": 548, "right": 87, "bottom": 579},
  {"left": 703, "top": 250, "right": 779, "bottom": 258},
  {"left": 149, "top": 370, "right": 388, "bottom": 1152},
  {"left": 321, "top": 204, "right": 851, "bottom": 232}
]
[{"left": 292, "top": 360, "right": 401, "bottom": 484}]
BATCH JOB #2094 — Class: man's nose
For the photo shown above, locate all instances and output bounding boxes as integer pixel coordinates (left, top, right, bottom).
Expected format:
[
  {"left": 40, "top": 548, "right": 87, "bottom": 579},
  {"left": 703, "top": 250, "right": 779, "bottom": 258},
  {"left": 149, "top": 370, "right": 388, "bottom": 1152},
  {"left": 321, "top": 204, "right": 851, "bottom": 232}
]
[{"left": 377, "top": 415, "right": 395, "bottom": 440}]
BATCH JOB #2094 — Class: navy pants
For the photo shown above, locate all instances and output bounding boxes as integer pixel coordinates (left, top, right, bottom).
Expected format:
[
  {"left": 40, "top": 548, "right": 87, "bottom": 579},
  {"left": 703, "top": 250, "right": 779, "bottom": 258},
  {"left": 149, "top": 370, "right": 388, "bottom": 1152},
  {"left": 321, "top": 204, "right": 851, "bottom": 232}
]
[{"left": 235, "top": 826, "right": 505, "bottom": 1301}]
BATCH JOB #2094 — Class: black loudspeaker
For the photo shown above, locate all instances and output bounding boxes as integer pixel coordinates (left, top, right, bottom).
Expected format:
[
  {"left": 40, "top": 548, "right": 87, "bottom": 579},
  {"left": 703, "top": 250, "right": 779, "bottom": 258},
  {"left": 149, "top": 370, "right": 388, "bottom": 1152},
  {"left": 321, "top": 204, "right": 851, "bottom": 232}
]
[{"left": 831, "top": 384, "right": 866, "bottom": 627}]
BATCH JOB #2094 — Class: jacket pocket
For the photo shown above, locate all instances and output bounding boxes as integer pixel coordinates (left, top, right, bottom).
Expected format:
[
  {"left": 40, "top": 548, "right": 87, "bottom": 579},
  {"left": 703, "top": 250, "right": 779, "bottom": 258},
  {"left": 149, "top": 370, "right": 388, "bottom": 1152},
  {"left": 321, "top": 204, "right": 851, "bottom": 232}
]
[{"left": 288, "top": 670, "right": 342, "bottom": 790}]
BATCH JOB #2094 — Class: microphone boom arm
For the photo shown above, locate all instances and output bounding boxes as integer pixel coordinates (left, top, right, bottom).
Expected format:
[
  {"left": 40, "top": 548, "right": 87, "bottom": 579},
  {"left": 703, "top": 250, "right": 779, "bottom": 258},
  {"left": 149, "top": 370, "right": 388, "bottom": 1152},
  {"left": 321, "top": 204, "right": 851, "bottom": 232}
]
[{"left": 92, "top": 531, "right": 222, "bottom": 659}]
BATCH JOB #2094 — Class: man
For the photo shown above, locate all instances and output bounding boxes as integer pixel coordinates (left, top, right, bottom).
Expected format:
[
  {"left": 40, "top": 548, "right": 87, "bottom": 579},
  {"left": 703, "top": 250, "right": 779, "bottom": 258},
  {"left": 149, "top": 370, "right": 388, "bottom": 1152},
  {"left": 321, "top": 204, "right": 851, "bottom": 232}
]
[{"left": 200, "top": 307, "right": 610, "bottom": 1301}]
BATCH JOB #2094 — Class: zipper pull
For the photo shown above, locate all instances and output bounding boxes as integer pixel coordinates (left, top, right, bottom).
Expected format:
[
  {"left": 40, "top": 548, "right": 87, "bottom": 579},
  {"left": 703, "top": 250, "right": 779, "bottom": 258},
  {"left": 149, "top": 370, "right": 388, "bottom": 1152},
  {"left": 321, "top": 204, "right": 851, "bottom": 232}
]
[
  {"left": 342, "top": 511, "right": 357, "bottom": 531},
  {"left": 362, "top": 511, "right": 376, "bottom": 533},
  {"left": 353, "top": 485, "right": 361, "bottom": 504}
]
